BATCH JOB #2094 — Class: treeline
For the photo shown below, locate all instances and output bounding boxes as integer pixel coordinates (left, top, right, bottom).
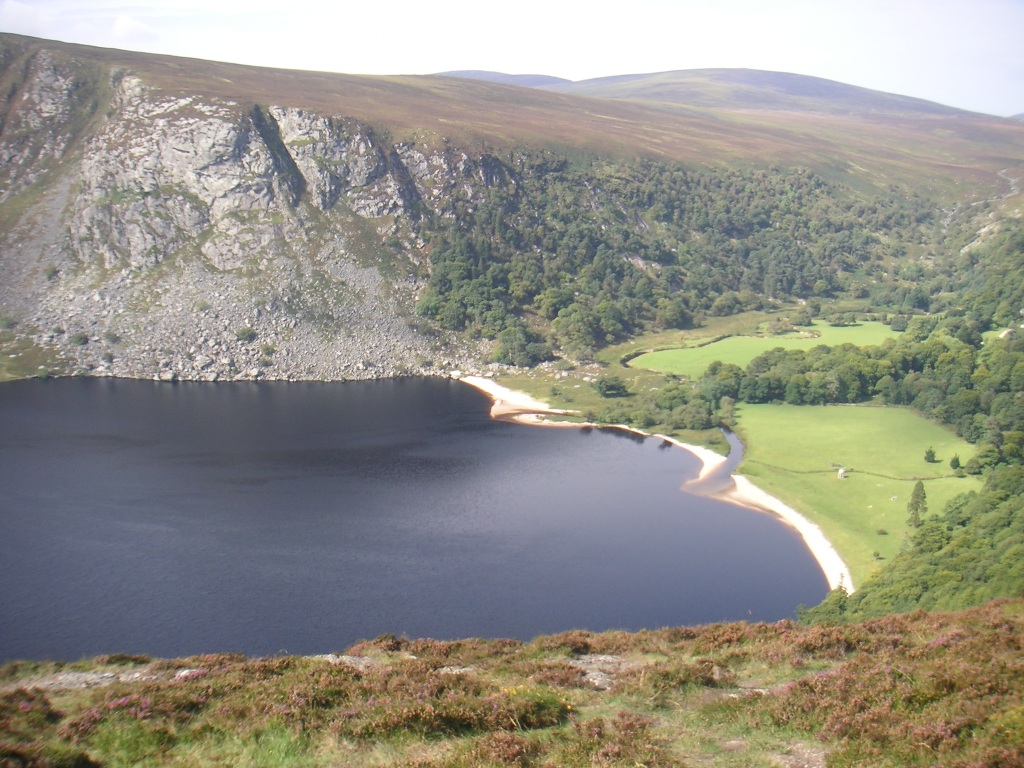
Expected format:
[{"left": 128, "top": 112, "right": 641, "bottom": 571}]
[
  {"left": 596, "top": 216, "right": 1023, "bottom": 460},
  {"left": 414, "top": 155, "right": 943, "bottom": 362}
]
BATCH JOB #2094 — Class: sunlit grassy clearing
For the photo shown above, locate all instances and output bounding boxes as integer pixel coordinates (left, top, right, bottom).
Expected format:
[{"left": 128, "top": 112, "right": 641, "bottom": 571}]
[
  {"left": 734, "top": 403, "right": 982, "bottom": 586},
  {"left": 599, "top": 310, "right": 782, "bottom": 365},
  {"left": 629, "top": 321, "right": 901, "bottom": 379}
]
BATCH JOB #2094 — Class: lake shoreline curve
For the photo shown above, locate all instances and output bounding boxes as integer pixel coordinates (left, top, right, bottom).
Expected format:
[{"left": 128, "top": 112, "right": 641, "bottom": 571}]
[{"left": 457, "top": 374, "right": 853, "bottom": 595}]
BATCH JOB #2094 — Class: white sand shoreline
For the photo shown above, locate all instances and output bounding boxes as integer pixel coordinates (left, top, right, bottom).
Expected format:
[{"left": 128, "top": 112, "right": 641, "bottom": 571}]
[
  {"left": 456, "top": 373, "right": 853, "bottom": 595},
  {"left": 723, "top": 476, "right": 853, "bottom": 593},
  {"left": 459, "top": 375, "right": 564, "bottom": 417}
]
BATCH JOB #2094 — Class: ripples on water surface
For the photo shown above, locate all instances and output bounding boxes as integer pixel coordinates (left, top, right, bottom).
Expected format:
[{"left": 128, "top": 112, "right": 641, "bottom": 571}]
[{"left": 0, "top": 377, "right": 827, "bottom": 661}]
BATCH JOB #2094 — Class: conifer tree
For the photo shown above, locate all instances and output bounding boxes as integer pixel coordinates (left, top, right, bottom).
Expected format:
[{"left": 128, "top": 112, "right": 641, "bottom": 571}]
[{"left": 907, "top": 480, "right": 927, "bottom": 528}]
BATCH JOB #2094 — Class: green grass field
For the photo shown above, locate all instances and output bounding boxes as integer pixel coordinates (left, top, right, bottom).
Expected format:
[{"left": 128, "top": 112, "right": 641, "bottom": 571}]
[
  {"left": 629, "top": 321, "right": 901, "bottom": 379},
  {"left": 734, "top": 403, "right": 982, "bottom": 587}
]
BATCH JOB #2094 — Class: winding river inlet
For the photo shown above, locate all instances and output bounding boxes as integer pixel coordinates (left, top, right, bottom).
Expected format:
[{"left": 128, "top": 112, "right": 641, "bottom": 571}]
[{"left": 0, "top": 377, "right": 828, "bottom": 662}]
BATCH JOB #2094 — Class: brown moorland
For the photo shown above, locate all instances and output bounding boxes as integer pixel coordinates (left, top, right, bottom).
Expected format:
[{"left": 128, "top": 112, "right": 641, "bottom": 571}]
[
  {"left": 3, "top": 33, "right": 1024, "bottom": 201},
  {"left": 2, "top": 598, "right": 1022, "bottom": 767}
]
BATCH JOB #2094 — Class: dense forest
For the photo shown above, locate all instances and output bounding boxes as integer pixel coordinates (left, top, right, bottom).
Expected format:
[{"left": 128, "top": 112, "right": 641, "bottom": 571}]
[{"left": 414, "top": 156, "right": 942, "bottom": 364}]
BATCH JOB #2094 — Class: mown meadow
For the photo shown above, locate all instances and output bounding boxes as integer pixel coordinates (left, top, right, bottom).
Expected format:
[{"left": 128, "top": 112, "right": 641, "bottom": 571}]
[
  {"left": 629, "top": 320, "right": 901, "bottom": 379},
  {"left": 733, "top": 403, "right": 982, "bottom": 585}
]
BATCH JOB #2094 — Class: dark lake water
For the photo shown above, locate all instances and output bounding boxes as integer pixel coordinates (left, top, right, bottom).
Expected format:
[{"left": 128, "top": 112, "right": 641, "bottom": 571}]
[{"left": 0, "top": 377, "right": 827, "bottom": 662}]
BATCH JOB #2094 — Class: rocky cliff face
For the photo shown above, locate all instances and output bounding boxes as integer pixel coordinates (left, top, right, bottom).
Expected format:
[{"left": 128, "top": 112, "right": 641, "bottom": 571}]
[{"left": 0, "top": 41, "right": 505, "bottom": 382}]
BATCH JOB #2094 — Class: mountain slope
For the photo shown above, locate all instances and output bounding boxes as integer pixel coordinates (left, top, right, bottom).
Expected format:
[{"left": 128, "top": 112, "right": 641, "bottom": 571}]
[
  {"left": 3, "top": 34, "right": 1022, "bottom": 195},
  {"left": 0, "top": 33, "right": 1022, "bottom": 385},
  {"left": 430, "top": 67, "right": 1024, "bottom": 195}
]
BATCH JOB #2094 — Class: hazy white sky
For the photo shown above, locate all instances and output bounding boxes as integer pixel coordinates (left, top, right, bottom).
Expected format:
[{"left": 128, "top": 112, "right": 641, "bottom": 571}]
[{"left": 1, "top": 0, "right": 1021, "bottom": 116}]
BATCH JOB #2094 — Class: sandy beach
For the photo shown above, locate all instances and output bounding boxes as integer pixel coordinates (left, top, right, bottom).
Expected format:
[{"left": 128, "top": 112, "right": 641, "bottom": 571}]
[
  {"left": 654, "top": 435, "right": 729, "bottom": 484},
  {"left": 459, "top": 375, "right": 563, "bottom": 418},
  {"left": 724, "top": 476, "right": 853, "bottom": 593},
  {"left": 457, "top": 373, "right": 854, "bottom": 595}
]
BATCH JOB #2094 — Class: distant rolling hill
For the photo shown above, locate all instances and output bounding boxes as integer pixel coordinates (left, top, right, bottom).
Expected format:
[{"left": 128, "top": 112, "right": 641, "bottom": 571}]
[
  {"left": 441, "top": 67, "right": 974, "bottom": 116},
  {"left": 539, "top": 68, "right": 973, "bottom": 117},
  {"left": 423, "top": 65, "right": 1023, "bottom": 197},
  {"left": 438, "top": 70, "right": 571, "bottom": 88}
]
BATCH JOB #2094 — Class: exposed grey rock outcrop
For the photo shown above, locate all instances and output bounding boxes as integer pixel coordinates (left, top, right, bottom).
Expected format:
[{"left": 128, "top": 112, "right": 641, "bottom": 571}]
[
  {"left": 0, "top": 49, "right": 92, "bottom": 201},
  {"left": 0, "top": 42, "right": 507, "bottom": 382}
]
